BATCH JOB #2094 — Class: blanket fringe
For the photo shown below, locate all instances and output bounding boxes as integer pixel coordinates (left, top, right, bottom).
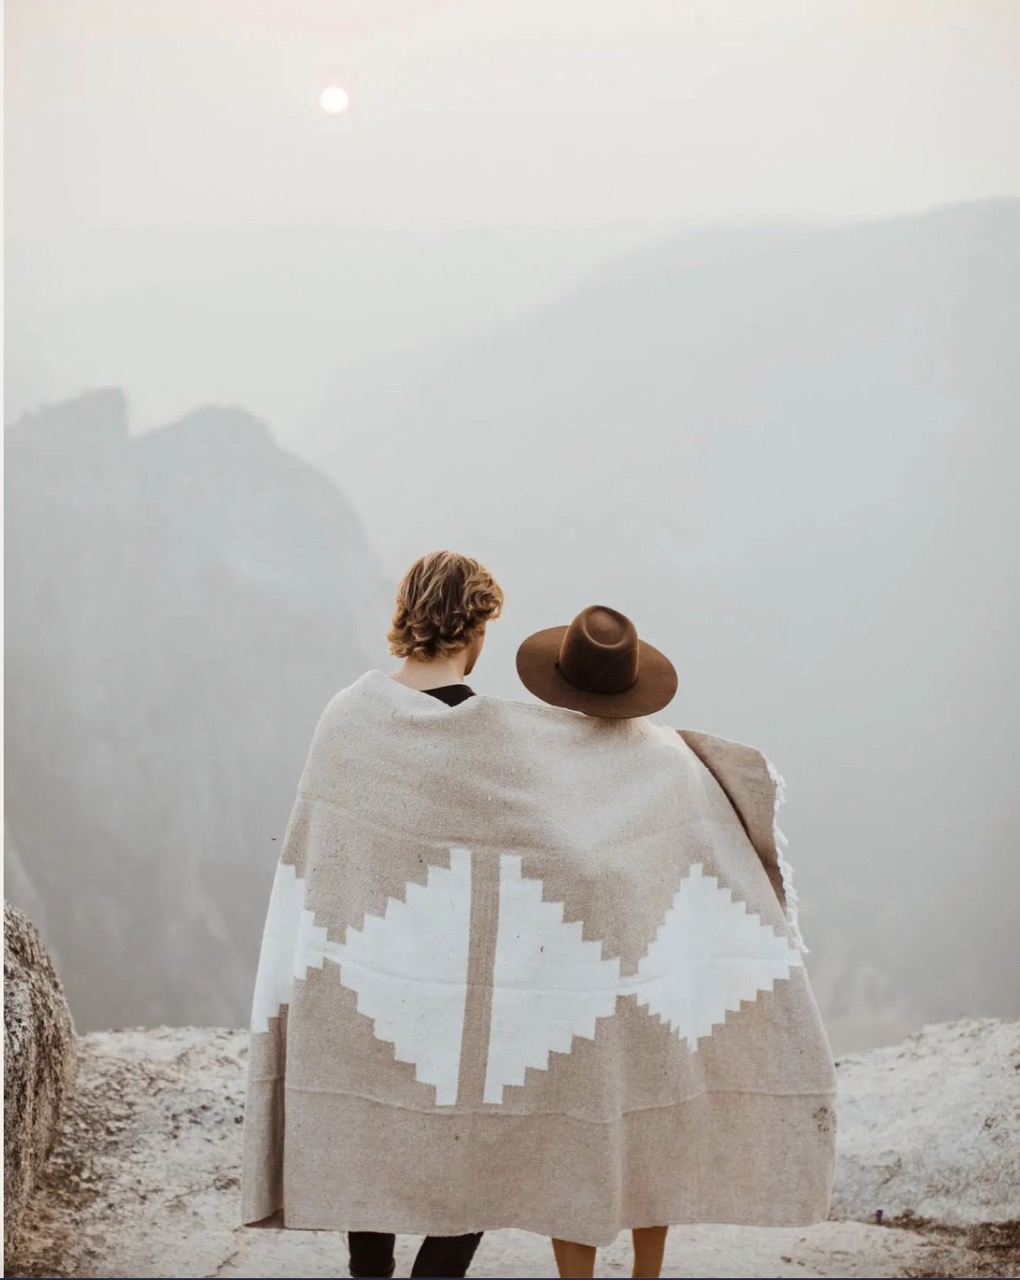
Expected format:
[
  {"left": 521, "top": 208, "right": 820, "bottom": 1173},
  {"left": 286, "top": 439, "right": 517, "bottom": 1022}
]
[{"left": 764, "top": 757, "right": 808, "bottom": 955}]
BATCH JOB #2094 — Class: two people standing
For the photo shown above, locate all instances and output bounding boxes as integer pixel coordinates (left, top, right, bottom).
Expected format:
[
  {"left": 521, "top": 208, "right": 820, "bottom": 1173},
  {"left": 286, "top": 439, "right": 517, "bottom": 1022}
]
[
  {"left": 241, "top": 550, "right": 836, "bottom": 1279},
  {"left": 381, "top": 552, "right": 678, "bottom": 1280}
]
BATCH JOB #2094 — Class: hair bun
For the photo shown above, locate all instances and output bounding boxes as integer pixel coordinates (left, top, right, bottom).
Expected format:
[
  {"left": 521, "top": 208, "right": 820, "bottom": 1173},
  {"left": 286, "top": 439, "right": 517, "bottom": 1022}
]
[{"left": 387, "top": 551, "right": 504, "bottom": 661}]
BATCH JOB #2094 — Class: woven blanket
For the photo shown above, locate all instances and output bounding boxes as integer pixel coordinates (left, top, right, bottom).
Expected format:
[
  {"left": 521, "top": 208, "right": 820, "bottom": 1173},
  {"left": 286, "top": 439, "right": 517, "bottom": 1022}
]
[{"left": 241, "top": 671, "right": 836, "bottom": 1246}]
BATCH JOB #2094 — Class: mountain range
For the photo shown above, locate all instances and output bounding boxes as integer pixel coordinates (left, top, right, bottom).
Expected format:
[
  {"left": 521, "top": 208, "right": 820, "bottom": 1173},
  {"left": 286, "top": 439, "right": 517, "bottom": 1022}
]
[
  {"left": 5, "top": 200, "right": 1018, "bottom": 1047},
  {"left": 4, "top": 390, "right": 389, "bottom": 1028},
  {"left": 326, "top": 200, "right": 1020, "bottom": 1045}
]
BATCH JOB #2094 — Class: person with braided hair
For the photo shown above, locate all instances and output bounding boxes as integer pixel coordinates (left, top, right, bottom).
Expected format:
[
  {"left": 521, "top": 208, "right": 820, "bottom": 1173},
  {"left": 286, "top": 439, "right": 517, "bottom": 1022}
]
[
  {"left": 387, "top": 549, "right": 504, "bottom": 704},
  {"left": 345, "top": 551, "right": 503, "bottom": 1278}
]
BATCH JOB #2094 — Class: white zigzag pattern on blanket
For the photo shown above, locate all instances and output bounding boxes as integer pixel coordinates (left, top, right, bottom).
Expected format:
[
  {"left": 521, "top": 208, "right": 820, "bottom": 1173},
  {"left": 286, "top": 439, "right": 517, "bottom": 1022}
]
[
  {"left": 325, "top": 847, "right": 473, "bottom": 1106},
  {"left": 250, "top": 862, "right": 329, "bottom": 1034},
  {"left": 484, "top": 855, "right": 621, "bottom": 1104},
  {"left": 619, "top": 863, "right": 802, "bottom": 1051},
  {"left": 250, "top": 853, "right": 802, "bottom": 1105}
]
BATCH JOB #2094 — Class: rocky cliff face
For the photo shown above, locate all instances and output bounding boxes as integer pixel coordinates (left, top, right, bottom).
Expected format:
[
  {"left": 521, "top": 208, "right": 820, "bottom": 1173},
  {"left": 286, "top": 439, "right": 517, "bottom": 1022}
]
[
  {"left": 4, "top": 391, "right": 390, "bottom": 1029},
  {"left": 4, "top": 1018, "right": 1017, "bottom": 1279},
  {"left": 3, "top": 902, "right": 78, "bottom": 1234}
]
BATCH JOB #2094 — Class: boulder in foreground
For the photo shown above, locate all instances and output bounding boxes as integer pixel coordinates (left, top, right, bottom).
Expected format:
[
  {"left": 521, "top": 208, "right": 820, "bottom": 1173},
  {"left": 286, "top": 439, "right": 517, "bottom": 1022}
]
[
  {"left": 832, "top": 1017, "right": 1020, "bottom": 1226},
  {"left": 3, "top": 900, "right": 78, "bottom": 1233}
]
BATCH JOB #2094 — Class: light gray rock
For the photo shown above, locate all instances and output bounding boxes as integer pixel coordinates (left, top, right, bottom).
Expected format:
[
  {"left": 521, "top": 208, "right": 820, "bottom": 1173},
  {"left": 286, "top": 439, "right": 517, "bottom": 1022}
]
[
  {"left": 3, "top": 901, "right": 78, "bottom": 1234},
  {"left": 832, "top": 1017, "right": 1020, "bottom": 1226}
]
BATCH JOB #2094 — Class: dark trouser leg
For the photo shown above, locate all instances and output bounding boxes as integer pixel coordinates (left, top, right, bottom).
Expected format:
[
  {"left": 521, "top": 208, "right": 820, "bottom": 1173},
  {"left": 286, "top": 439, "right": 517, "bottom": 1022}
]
[
  {"left": 411, "top": 1232, "right": 484, "bottom": 1278},
  {"left": 348, "top": 1231, "right": 397, "bottom": 1278}
]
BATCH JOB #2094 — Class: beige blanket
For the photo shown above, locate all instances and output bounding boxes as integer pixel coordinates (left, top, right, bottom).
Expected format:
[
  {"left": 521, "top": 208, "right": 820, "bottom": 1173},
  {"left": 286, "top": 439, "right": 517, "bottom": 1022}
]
[{"left": 241, "top": 672, "right": 836, "bottom": 1246}]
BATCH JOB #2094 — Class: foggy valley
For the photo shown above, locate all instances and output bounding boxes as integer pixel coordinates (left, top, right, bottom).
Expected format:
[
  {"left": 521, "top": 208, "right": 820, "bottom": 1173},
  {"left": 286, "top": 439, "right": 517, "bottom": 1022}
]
[
  {"left": 4, "top": 391, "right": 390, "bottom": 1028},
  {"left": 5, "top": 200, "right": 1018, "bottom": 1051}
]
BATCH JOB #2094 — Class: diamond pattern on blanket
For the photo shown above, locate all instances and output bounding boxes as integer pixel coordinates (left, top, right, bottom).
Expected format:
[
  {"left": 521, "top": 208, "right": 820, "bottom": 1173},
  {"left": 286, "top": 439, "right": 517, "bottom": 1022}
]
[
  {"left": 251, "top": 853, "right": 802, "bottom": 1103},
  {"left": 250, "top": 861, "right": 329, "bottom": 1033},
  {"left": 484, "top": 855, "right": 621, "bottom": 1105},
  {"left": 620, "top": 862, "right": 803, "bottom": 1051},
  {"left": 329, "top": 847, "right": 473, "bottom": 1106}
]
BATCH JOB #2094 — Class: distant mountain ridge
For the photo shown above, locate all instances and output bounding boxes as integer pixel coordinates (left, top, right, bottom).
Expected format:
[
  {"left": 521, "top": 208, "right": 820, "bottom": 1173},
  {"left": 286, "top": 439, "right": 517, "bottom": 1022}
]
[
  {"left": 4, "top": 390, "right": 390, "bottom": 1029},
  {"left": 328, "top": 200, "right": 1020, "bottom": 1048},
  {"left": 5, "top": 202, "right": 1017, "bottom": 1049},
  {"left": 3, "top": 223, "right": 654, "bottom": 443}
]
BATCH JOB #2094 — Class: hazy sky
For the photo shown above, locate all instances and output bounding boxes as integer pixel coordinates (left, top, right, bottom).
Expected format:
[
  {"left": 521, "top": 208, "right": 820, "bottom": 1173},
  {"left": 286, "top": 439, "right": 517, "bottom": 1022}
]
[
  {"left": 6, "top": 0, "right": 1020, "bottom": 238},
  {"left": 5, "top": 0, "right": 1019, "bottom": 1053}
]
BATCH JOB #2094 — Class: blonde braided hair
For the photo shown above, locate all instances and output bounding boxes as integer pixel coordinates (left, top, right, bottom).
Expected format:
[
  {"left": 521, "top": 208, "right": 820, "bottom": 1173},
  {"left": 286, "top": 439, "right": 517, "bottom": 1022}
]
[{"left": 388, "top": 550, "right": 504, "bottom": 661}]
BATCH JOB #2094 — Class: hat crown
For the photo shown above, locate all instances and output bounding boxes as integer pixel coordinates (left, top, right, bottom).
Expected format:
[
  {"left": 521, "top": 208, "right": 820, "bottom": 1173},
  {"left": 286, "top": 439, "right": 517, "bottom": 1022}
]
[{"left": 557, "top": 606, "right": 639, "bottom": 695}]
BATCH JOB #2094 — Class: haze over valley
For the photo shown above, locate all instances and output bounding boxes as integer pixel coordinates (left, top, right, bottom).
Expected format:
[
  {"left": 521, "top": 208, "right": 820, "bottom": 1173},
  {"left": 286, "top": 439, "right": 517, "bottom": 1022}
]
[
  {"left": 6, "top": 0, "right": 1019, "bottom": 1051},
  {"left": 5, "top": 201, "right": 1019, "bottom": 1049}
]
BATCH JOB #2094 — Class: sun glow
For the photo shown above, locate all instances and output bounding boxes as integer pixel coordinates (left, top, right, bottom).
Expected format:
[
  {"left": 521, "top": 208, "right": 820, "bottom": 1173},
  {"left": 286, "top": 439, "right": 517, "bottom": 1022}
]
[{"left": 320, "top": 85, "right": 350, "bottom": 115}]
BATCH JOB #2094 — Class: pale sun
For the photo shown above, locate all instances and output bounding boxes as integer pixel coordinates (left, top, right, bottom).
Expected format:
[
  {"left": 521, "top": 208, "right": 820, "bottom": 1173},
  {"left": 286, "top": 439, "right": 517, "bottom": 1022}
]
[{"left": 320, "top": 85, "right": 350, "bottom": 115}]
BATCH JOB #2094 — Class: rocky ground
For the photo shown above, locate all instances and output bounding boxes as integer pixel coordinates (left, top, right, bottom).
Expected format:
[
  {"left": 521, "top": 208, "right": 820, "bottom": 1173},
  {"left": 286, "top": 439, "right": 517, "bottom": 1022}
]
[
  {"left": 832, "top": 1018, "right": 1020, "bottom": 1228},
  {"left": 5, "top": 1021, "right": 1019, "bottom": 1279}
]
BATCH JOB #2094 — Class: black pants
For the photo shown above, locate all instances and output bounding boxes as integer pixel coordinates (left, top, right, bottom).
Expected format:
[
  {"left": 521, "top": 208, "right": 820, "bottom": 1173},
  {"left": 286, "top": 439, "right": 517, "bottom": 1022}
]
[{"left": 348, "top": 1230, "right": 483, "bottom": 1278}]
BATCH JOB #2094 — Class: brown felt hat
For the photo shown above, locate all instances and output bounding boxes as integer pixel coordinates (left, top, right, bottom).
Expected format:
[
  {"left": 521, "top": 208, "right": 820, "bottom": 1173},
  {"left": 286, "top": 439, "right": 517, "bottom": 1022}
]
[{"left": 516, "top": 605, "right": 678, "bottom": 719}]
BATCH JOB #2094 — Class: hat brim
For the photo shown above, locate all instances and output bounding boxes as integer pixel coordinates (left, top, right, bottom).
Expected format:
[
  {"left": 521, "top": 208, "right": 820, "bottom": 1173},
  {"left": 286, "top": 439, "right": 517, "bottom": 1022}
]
[{"left": 515, "top": 625, "right": 678, "bottom": 719}]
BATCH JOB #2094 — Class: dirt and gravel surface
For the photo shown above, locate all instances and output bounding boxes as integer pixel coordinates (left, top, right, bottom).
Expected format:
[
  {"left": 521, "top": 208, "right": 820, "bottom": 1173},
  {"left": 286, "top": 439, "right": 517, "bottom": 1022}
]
[{"left": 5, "top": 1025, "right": 1018, "bottom": 1279}]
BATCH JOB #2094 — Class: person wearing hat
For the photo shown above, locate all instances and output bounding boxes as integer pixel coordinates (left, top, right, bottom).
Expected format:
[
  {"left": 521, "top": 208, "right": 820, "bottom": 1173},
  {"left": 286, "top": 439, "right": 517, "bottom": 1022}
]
[
  {"left": 244, "top": 585, "right": 834, "bottom": 1276},
  {"left": 516, "top": 604, "right": 677, "bottom": 1279},
  {"left": 515, "top": 603, "right": 678, "bottom": 722}
]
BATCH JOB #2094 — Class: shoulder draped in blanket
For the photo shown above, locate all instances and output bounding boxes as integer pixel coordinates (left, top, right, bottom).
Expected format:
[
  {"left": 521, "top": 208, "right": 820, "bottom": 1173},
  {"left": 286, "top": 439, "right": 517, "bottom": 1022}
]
[{"left": 241, "top": 672, "right": 835, "bottom": 1246}]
